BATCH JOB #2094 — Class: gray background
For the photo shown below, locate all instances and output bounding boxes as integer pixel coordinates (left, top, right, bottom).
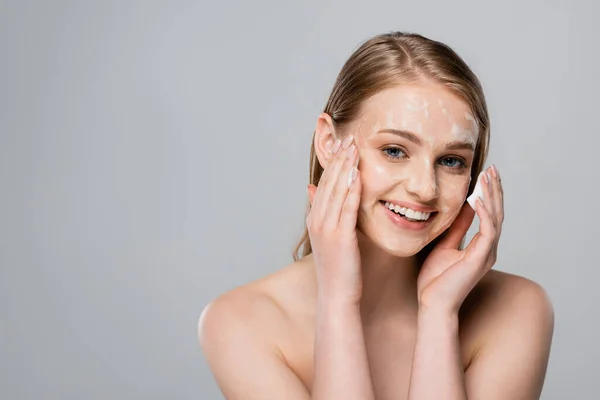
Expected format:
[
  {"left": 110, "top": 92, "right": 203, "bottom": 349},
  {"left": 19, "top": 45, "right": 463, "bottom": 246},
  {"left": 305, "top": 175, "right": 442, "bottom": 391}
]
[{"left": 0, "top": 0, "right": 597, "bottom": 399}]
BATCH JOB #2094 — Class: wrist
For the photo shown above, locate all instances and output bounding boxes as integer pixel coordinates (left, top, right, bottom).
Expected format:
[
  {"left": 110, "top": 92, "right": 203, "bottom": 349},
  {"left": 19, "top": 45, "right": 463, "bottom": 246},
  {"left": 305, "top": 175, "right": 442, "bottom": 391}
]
[
  {"left": 318, "top": 292, "right": 361, "bottom": 312},
  {"left": 418, "top": 296, "right": 461, "bottom": 316},
  {"left": 418, "top": 305, "right": 459, "bottom": 327}
]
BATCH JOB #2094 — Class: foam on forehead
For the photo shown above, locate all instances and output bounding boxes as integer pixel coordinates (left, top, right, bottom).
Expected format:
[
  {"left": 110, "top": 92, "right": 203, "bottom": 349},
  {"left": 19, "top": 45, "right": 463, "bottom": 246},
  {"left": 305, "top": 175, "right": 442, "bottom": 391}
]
[
  {"left": 450, "top": 120, "right": 477, "bottom": 148},
  {"left": 359, "top": 87, "right": 480, "bottom": 149},
  {"left": 403, "top": 94, "right": 479, "bottom": 148},
  {"left": 406, "top": 96, "right": 430, "bottom": 119}
]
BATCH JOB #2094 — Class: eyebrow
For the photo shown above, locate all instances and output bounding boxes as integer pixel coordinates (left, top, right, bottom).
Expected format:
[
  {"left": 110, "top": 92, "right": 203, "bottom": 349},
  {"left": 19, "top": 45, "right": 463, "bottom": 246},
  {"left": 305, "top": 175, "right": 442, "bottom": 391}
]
[{"left": 377, "top": 128, "right": 475, "bottom": 151}]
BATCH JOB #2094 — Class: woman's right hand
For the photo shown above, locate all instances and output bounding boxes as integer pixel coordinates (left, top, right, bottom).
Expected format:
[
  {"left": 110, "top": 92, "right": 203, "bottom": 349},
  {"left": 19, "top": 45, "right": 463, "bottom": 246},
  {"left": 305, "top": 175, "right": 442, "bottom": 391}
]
[{"left": 307, "top": 134, "right": 363, "bottom": 305}]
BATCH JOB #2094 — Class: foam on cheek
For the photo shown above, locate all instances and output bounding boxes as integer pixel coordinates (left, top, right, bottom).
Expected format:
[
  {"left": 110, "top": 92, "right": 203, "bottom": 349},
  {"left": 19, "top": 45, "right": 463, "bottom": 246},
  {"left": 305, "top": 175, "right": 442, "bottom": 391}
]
[
  {"left": 437, "top": 173, "right": 470, "bottom": 215},
  {"left": 372, "top": 162, "right": 413, "bottom": 185}
]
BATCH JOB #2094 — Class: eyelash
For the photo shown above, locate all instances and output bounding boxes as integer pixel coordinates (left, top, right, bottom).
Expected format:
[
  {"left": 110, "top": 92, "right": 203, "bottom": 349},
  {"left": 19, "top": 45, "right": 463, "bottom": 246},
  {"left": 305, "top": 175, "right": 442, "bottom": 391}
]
[{"left": 381, "top": 146, "right": 468, "bottom": 171}]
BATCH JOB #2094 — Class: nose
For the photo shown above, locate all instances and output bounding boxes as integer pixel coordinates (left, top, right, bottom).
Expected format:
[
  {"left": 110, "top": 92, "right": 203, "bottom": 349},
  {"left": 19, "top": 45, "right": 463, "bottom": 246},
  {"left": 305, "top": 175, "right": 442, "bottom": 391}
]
[{"left": 404, "top": 161, "right": 438, "bottom": 202}]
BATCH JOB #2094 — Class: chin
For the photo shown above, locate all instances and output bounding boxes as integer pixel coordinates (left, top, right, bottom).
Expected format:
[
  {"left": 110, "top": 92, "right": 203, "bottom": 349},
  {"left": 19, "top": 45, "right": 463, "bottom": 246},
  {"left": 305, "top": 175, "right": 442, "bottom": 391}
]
[
  {"left": 376, "top": 233, "right": 432, "bottom": 257},
  {"left": 357, "top": 222, "right": 437, "bottom": 258}
]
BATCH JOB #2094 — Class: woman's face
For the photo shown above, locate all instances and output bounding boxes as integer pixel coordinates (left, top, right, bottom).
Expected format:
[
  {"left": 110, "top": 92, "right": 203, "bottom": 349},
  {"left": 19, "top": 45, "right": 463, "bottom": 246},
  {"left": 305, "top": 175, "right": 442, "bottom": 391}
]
[{"left": 347, "top": 82, "right": 479, "bottom": 256}]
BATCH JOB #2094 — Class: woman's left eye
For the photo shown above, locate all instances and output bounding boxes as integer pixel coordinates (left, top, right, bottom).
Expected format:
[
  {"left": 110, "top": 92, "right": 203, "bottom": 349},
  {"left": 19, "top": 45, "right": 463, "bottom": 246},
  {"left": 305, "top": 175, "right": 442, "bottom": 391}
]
[{"left": 439, "top": 156, "right": 466, "bottom": 169}]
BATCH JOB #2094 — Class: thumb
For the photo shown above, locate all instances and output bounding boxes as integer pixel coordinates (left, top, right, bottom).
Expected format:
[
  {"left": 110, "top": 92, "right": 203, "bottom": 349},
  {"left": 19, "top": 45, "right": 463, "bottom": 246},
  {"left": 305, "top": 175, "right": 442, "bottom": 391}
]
[{"left": 437, "top": 202, "right": 476, "bottom": 249}]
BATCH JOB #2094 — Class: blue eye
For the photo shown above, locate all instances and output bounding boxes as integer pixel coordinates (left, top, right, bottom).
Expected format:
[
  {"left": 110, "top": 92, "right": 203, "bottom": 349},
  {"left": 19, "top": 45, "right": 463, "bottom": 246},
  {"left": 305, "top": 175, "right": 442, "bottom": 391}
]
[
  {"left": 439, "top": 156, "right": 466, "bottom": 169},
  {"left": 381, "top": 147, "right": 467, "bottom": 172},
  {"left": 382, "top": 146, "right": 407, "bottom": 160}
]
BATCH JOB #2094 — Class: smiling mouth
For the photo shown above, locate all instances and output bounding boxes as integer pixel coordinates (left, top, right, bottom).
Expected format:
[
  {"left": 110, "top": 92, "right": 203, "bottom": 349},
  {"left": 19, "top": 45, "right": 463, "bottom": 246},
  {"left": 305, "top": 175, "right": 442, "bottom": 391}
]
[{"left": 379, "top": 200, "right": 438, "bottom": 223}]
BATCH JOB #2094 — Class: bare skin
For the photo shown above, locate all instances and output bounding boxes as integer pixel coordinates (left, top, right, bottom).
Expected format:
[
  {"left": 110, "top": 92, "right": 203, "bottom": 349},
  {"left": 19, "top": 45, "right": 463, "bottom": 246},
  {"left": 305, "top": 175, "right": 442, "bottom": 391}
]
[
  {"left": 200, "top": 259, "right": 552, "bottom": 399},
  {"left": 199, "top": 82, "right": 554, "bottom": 400}
]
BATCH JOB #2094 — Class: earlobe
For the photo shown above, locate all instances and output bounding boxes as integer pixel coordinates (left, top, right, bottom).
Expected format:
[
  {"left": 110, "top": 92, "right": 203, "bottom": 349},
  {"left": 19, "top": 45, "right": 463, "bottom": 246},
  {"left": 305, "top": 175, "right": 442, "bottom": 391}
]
[{"left": 314, "top": 112, "right": 337, "bottom": 169}]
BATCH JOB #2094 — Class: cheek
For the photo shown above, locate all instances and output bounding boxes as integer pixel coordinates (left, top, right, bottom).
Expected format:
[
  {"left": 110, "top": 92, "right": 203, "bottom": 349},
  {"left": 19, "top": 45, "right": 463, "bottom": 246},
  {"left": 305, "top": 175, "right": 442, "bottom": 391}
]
[
  {"left": 359, "top": 162, "right": 388, "bottom": 198},
  {"left": 359, "top": 153, "right": 412, "bottom": 185},
  {"left": 357, "top": 157, "right": 413, "bottom": 202},
  {"left": 437, "top": 174, "right": 471, "bottom": 216}
]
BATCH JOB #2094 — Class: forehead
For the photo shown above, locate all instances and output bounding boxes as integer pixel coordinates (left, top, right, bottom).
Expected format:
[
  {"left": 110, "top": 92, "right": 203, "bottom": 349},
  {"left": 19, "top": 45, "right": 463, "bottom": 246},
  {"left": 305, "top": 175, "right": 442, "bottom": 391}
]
[
  {"left": 362, "top": 83, "right": 471, "bottom": 116},
  {"left": 357, "top": 83, "right": 478, "bottom": 139}
]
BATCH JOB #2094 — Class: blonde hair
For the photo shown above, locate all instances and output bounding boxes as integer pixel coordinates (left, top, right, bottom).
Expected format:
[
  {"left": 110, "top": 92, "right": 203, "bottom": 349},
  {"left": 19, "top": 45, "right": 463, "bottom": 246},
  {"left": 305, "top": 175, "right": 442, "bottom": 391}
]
[{"left": 292, "top": 31, "right": 490, "bottom": 262}]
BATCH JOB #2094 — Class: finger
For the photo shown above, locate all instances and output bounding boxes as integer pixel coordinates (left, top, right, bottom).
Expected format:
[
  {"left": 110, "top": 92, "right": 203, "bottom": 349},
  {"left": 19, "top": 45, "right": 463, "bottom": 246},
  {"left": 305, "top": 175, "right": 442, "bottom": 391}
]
[
  {"left": 309, "top": 138, "right": 346, "bottom": 221},
  {"left": 315, "top": 138, "right": 342, "bottom": 189},
  {"left": 339, "top": 165, "right": 361, "bottom": 231},
  {"left": 464, "top": 198, "right": 496, "bottom": 262},
  {"left": 490, "top": 165, "right": 504, "bottom": 227},
  {"left": 436, "top": 202, "right": 475, "bottom": 249},
  {"left": 479, "top": 168, "right": 496, "bottom": 228},
  {"left": 323, "top": 141, "right": 358, "bottom": 229},
  {"left": 437, "top": 192, "right": 500, "bottom": 300}
]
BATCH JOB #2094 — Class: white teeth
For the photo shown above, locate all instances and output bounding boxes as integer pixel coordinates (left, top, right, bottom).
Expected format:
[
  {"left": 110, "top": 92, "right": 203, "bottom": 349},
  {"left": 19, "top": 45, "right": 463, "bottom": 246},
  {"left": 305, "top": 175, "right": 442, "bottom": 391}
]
[{"left": 384, "top": 201, "right": 431, "bottom": 221}]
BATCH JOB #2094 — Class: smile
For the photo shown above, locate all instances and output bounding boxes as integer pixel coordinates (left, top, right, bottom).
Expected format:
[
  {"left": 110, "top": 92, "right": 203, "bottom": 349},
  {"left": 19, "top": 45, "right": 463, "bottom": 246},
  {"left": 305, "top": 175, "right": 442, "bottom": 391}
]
[
  {"left": 383, "top": 201, "right": 432, "bottom": 221},
  {"left": 379, "top": 200, "right": 438, "bottom": 230}
]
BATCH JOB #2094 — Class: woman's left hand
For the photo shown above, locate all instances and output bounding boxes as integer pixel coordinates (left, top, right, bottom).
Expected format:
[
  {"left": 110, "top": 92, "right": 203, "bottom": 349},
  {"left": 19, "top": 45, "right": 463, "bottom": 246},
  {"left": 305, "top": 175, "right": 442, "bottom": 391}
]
[{"left": 417, "top": 165, "right": 504, "bottom": 314}]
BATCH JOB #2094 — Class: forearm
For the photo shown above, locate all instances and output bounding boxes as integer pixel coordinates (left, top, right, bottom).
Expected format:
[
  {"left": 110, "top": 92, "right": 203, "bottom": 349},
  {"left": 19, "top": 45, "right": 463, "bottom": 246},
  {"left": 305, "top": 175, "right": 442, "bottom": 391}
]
[
  {"left": 312, "top": 298, "right": 375, "bottom": 400},
  {"left": 408, "top": 308, "right": 467, "bottom": 400}
]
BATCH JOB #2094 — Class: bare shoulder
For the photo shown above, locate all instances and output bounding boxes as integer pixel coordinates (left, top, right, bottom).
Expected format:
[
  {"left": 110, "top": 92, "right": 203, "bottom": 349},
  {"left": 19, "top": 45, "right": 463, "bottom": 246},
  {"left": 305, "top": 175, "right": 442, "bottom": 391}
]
[
  {"left": 461, "top": 269, "right": 555, "bottom": 361},
  {"left": 198, "top": 283, "right": 284, "bottom": 347},
  {"left": 457, "top": 271, "right": 555, "bottom": 397},
  {"left": 199, "top": 272, "right": 288, "bottom": 353},
  {"left": 198, "top": 256, "right": 316, "bottom": 359},
  {"left": 197, "top": 258, "right": 316, "bottom": 399},
  {"left": 464, "top": 269, "right": 554, "bottom": 319}
]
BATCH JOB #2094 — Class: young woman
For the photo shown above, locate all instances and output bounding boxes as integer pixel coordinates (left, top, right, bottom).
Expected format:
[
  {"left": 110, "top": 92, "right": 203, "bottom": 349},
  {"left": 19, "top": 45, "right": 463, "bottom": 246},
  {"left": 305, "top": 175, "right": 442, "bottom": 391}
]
[{"left": 198, "top": 31, "right": 554, "bottom": 400}]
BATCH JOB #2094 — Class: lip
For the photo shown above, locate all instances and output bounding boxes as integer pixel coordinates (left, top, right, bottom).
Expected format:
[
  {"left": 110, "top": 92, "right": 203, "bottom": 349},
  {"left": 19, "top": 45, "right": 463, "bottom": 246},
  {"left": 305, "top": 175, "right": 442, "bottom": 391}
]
[
  {"left": 380, "top": 201, "right": 437, "bottom": 231},
  {"left": 381, "top": 200, "right": 437, "bottom": 213}
]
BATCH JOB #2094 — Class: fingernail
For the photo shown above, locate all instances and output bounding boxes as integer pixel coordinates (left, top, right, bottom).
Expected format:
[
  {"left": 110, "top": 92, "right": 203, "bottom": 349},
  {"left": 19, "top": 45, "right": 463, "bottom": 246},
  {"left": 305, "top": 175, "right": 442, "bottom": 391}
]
[
  {"left": 342, "top": 134, "right": 354, "bottom": 149},
  {"left": 481, "top": 171, "right": 488, "bottom": 184},
  {"left": 346, "top": 144, "right": 356, "bottom": 158},
  {"left": 491, "top": 164, "right": 498, "bottom": 178},
  {"left": 348, "top": 167, "right": 358, "bottom": 187},
  {"left": 332, "top": 139, "right": 341, "bottom": 154}
]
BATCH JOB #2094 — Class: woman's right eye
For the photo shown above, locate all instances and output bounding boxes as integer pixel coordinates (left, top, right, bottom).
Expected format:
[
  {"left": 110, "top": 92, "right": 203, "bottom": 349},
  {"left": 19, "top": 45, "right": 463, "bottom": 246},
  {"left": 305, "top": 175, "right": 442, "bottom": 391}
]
[{"left": 382, "top": 146, "right": 407, "bottom": 161}]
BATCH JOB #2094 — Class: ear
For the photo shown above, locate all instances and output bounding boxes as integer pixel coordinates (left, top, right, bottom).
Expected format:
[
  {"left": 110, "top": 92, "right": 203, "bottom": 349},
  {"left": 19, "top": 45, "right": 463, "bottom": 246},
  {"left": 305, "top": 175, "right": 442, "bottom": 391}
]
[{"left": 314, "top": 112, "right": 338, "bottom": 169}]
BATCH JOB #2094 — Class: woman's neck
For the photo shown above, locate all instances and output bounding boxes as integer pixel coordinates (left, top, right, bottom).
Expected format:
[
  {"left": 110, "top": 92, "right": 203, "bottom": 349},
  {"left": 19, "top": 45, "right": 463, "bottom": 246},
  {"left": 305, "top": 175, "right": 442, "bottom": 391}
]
[{"left": 356, "top": 231, "right": 420, "bottom": 326}]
